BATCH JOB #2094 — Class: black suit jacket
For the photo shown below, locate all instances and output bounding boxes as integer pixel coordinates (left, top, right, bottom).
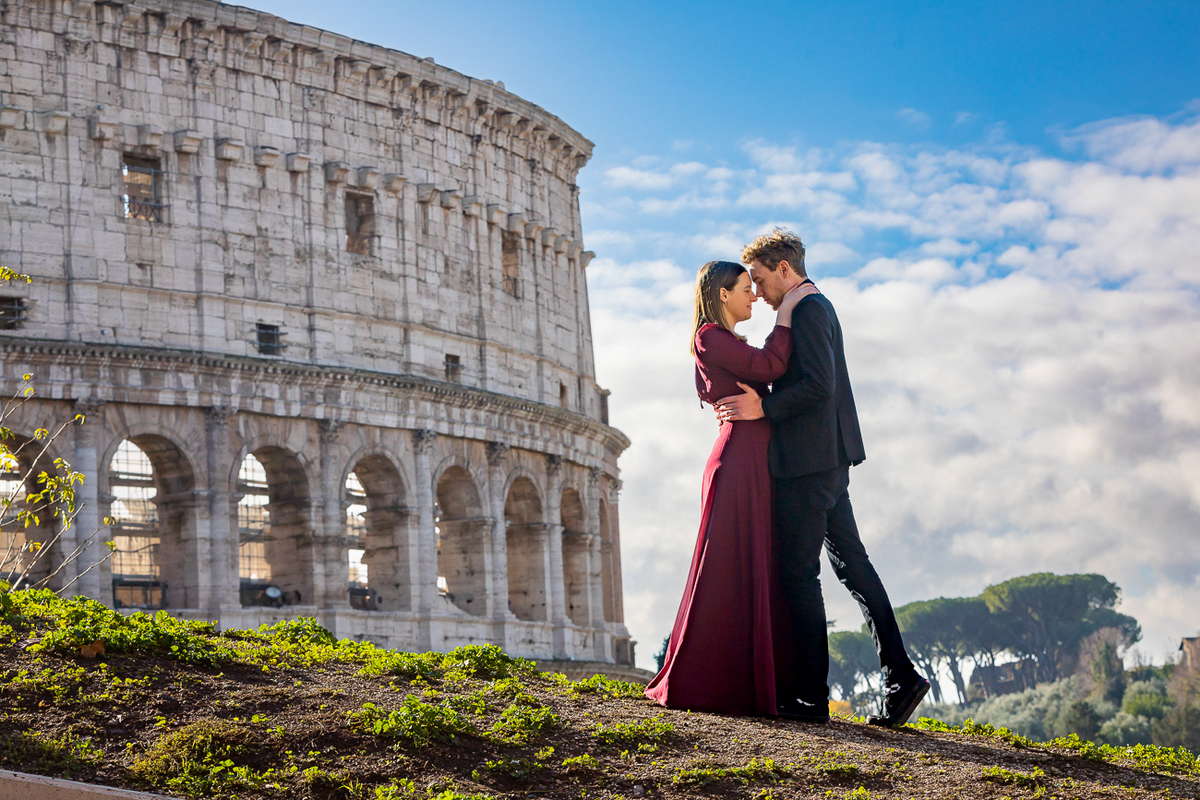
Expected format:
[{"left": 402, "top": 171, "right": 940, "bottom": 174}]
[{"left": 762, "top": 291, "right": 866, "bottom": 478}]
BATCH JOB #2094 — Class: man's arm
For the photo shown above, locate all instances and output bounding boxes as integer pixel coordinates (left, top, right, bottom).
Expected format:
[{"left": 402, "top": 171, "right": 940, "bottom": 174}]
[{"left": 760, "top": 298, "right": 835, "bottom": 423}]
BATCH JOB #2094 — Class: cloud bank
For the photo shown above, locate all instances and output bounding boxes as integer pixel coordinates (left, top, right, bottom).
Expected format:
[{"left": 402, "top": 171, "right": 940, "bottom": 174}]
[{"left": 583, "top": 108, "right": 1200, "bottom": 672}]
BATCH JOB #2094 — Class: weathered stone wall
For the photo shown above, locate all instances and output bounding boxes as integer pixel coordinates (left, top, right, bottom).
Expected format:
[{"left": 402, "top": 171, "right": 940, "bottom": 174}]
[{"left": 0, "top": 0, "right": 633, "bottom": 666}]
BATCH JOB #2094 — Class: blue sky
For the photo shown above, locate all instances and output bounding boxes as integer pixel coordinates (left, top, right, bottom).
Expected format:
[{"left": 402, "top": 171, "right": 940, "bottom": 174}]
[
  {"left": 241, "top": 0, "right": 1200, "bottom": 157},
  {"left": 244, "top": 1, "right": 1200, "bottom": 678}
]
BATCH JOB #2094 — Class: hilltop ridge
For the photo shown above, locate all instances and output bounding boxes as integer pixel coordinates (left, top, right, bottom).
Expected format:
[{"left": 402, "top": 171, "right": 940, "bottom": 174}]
[{"left": 1, "top": 589, "right": 1196, "bottom": 800}]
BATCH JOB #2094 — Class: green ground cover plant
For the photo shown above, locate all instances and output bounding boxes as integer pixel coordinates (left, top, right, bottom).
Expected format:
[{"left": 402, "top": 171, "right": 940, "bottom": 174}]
[
  {"left": 1, "top": 588, "right": 1196, "bottom": 800},
  {"left": 671, "top": 756, "right": 789, "bottom": 786}
]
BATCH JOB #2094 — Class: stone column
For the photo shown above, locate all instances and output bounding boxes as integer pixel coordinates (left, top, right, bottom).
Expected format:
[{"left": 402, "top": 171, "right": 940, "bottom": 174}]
[
  {"left": 203, "top": 406, "right": 237, "bottom": 615},
  {"left": 585, "top": 468, "right": 606, "bottom": 658},
  {"left": 361, "top": 503, "right": 413, "bottom": 612},
  {"left": 485, "top": 442, "right": 511, "bottom": 626},
  {"left": 71, "top": 398, "right": 105, "bottom": 602},
  {"left": 545, "top": 454, "right": 568, "bottom": 658},
  {"left": 411, "top": 429, "right": 437, "bottom": 649},
  {"left": 317, "top": 420, "right": 347, "bottom": 609},
  {"left": 165, "top": 489, "right": 208, "bottom": 611}
]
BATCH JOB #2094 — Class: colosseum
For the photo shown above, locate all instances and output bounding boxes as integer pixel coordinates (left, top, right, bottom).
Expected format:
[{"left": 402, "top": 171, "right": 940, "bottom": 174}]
[{"left": 0, "top": 0, "right": 637, "bottom": 675}]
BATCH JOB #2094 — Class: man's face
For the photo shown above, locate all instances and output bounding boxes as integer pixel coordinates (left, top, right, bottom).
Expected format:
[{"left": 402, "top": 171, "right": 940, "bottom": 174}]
[{"left": 749, "top": 259, "right": 788, "bottom": 309}]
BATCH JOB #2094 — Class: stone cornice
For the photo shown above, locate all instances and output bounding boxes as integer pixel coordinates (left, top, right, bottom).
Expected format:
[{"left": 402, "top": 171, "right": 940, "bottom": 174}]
[
  {"left": 21, "top": 0, "right": 593, "bottom": 169},
  {"left": 0, "top": 338, "right": 631, "bottom": 458}
]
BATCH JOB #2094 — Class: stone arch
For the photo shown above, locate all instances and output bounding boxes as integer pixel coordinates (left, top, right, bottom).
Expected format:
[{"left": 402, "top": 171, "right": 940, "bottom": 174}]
[
  {"left": 105, "top": 433, "right": 196, "bottom": 610},
  {"left": 599, "top": 498, "right": 616, "bottom": 623},
  {"left": 0, "top": 433, "right": 70, "bottom": 591},
  {"left": 235, "top": 445, "right": 314, "bottom": 607},
  {"left": 344, "top": 451, "right": 411, "bottom": 612},
  {"left": 505, "top": 475, "right": 547, "bottom": 621},
  {"left": 434, "top": 463, "right": 486, "bottom": 615},
  {"left": 560, "top": 486, "right": 589, "bottom": 625}
]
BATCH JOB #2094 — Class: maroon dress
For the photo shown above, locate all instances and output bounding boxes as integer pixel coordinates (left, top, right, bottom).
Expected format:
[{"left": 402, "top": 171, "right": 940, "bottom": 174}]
[{"left": 645, "top": 323, "right": 795, "bottom": 715}]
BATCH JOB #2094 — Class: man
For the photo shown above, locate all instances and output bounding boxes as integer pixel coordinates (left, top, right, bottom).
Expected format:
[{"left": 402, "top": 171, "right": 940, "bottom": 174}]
[{"left": 715, "top": 229, "right": 929, "bottom": 726}]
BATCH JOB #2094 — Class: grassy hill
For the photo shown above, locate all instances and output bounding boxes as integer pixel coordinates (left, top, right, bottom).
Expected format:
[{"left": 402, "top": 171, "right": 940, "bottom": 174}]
[{"left": 1, "top": 589, "right": 1197, "bottom": 800}]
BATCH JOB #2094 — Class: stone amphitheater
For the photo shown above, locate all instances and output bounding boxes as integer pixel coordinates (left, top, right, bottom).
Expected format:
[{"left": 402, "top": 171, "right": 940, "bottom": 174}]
[{"left": 0, "top": 0, "right": 638, "bottom": 675}]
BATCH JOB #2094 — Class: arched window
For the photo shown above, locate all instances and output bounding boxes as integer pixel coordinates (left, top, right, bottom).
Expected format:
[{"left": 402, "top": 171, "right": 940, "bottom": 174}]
[
  {"left": 435, "top": 466, "right": 486, "bottom": 616},
  {"left": 345, "top": 470, "right": 368, "bottom": 589},
  {"left": 109, "top": 440, "right": 162, "bottom": 608},
  {"left": 561, "top": 488, "right": 588, "bottom": 625},
  {"left": 237, "top": 453, "right": 271, "bottom": 583},
  {"left": 505, "top": 477, "right": 547, "bottom": 621},
  {"left": 236, "top": 447, "right": 312, "bottom": 607}
]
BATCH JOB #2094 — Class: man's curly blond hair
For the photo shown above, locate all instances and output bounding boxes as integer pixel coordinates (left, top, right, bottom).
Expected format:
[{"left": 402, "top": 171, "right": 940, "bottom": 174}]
[{"left": 741, "top": 228, "right": 806, "bottom": 276}]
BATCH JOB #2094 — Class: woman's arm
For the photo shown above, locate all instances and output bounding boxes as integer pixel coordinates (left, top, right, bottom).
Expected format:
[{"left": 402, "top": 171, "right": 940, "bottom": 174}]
[{"left": 696, "top": 325, "right": 793, "bottom": 383}]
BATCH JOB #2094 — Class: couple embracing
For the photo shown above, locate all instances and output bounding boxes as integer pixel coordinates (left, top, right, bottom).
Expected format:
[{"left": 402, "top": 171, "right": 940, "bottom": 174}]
[{"left": 644, "top": 229, "right": 930, "bottom": 726}]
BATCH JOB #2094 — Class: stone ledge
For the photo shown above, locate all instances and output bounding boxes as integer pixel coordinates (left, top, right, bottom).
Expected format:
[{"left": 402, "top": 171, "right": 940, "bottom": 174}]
[
  {"left": 0, "top": 338, "right": 632, "bottom": 459},
  {"left": 0, "top": 769, "right": 171, "bottom": 800},
  {"left": 537, "top": 659, "right": 655, "bottom": 683}
]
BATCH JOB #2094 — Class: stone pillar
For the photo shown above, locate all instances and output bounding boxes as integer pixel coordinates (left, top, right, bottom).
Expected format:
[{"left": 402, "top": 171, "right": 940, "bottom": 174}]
[
  {"left": 584, "top": 469, "right": 604, "bottom": 624},
  {"left": 485, "top": 442, "right": 511, "bottom": 625},
  {"left": 203, "top": 406, "right": 237, "bottom": 615},
  {"left": 361, "top": 504, "right": 413, "bottom": 612},
  {"left": 411, "top": 429, "right": 437, "bottom": 649},
  {"left": 545, "top": 454, "right": 568, "bottom": 658},
  {"left": 71, "top": 398, "right": 105, "bottom": 602},
  {"left": 317, "top": 420, "right": 347, "bottom": 609},
  {"left": 585, "top": 467, "right": 606, "bottom": 659},
  {"left": 165, "top": 489, "right": 208, "bottom": 611}
]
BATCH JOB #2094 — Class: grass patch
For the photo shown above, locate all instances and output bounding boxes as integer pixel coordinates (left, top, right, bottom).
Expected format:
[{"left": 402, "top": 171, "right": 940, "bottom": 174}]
[
  {"left": 908, "top": 716, "right": 1034, "bottom": 747},
  {"left": 130, "top": 718, "right": 268, "bottom": 797},
  {"left": 590, "top": 714, "right": 674, "bottom": 750},
  {"left": 1044, "top": 734, "right": 1200, "bottom": 777},
  {"left": 486, "top": 701, "right": 559, "bottom": 744},
  {"left": 567, "top": 673, "right": 646, "bottom": 699},
  {"left": 347, "top": 698, "right": 474, "bottom": 748},
  {"left": 561, "top": 753, "right": 600, "bottom": 771},
  {"left": 982, "top": 764, "right": 1048, "bottom": 787},
  {"left": 0, "top": 725, "right": 105, "bottom": 779},
  {"left": 911, "top": 716, "right": 1200, "bottom": 777},
  {"left": 672, "top": 757, "right": 789, "bottom": 786}
]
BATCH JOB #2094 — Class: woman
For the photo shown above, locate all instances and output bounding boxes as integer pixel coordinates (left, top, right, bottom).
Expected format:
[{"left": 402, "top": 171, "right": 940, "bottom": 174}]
[{"left": 644, "top": 260, "right": 818, "bottom": 715}]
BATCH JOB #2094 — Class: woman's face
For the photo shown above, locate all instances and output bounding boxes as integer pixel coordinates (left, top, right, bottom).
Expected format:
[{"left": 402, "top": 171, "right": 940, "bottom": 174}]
[{"left": 721, "top": 271, "right": 756, "bottom": 324}]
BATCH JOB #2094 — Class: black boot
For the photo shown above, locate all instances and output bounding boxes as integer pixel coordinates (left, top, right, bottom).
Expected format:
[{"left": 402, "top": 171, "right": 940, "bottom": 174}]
[
  {"left": 777, "top": 696, "right": 830, "bottom": 724},
  {"left": 867, "top": 674, "right": 930, "bottom": 727}
]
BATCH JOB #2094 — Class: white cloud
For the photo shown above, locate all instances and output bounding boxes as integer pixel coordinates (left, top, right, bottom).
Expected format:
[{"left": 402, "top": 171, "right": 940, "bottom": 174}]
[
  {"left": 897, "top": 107, "right": 933, "bottom": 129},
  {"left": 584, "top": 106, "right": 1200, "bottom": 671}
]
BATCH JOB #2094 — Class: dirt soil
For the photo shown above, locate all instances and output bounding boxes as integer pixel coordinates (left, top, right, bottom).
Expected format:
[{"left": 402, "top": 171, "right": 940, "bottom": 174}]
[{"left": 2, "top": 641, "right": 1197, "bottom": 800}]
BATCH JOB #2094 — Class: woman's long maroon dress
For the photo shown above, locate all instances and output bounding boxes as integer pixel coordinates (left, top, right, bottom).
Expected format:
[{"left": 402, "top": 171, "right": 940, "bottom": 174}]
[{"left": 644, "top": 322, "right": 795, "bottom": 715}]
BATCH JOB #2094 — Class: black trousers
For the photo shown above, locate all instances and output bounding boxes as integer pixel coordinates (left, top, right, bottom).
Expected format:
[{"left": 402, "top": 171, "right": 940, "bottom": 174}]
[{"left": 773, "top": 465, "right": 914, "bottom": 702}]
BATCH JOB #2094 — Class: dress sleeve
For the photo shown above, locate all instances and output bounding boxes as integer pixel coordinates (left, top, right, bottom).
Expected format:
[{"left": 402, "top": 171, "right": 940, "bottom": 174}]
[{"left": 696, "top": 324, "right": 792, "bottom": 383}]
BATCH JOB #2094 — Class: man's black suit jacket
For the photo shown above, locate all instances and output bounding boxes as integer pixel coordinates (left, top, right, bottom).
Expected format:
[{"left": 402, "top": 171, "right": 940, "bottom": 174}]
[{"left": 761, "top": 290, "right": 866, "bottom": 478}]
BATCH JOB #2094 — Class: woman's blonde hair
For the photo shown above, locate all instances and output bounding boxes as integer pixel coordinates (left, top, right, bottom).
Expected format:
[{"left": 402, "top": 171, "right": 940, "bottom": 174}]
[{"left": 690, "top": 260, "right": 746, "bottom": 355}]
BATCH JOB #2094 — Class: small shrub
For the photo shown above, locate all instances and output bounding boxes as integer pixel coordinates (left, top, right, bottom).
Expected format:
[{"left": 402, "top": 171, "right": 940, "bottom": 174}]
[
  {"left": 442, "top": 644, "right": 537, "bottom": 680},
  {"left": 347, "top": 698, "right": 473, "bottom": 748},
  {"left": 486, "top": 701, "right": 559, "bottom": 744}
]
